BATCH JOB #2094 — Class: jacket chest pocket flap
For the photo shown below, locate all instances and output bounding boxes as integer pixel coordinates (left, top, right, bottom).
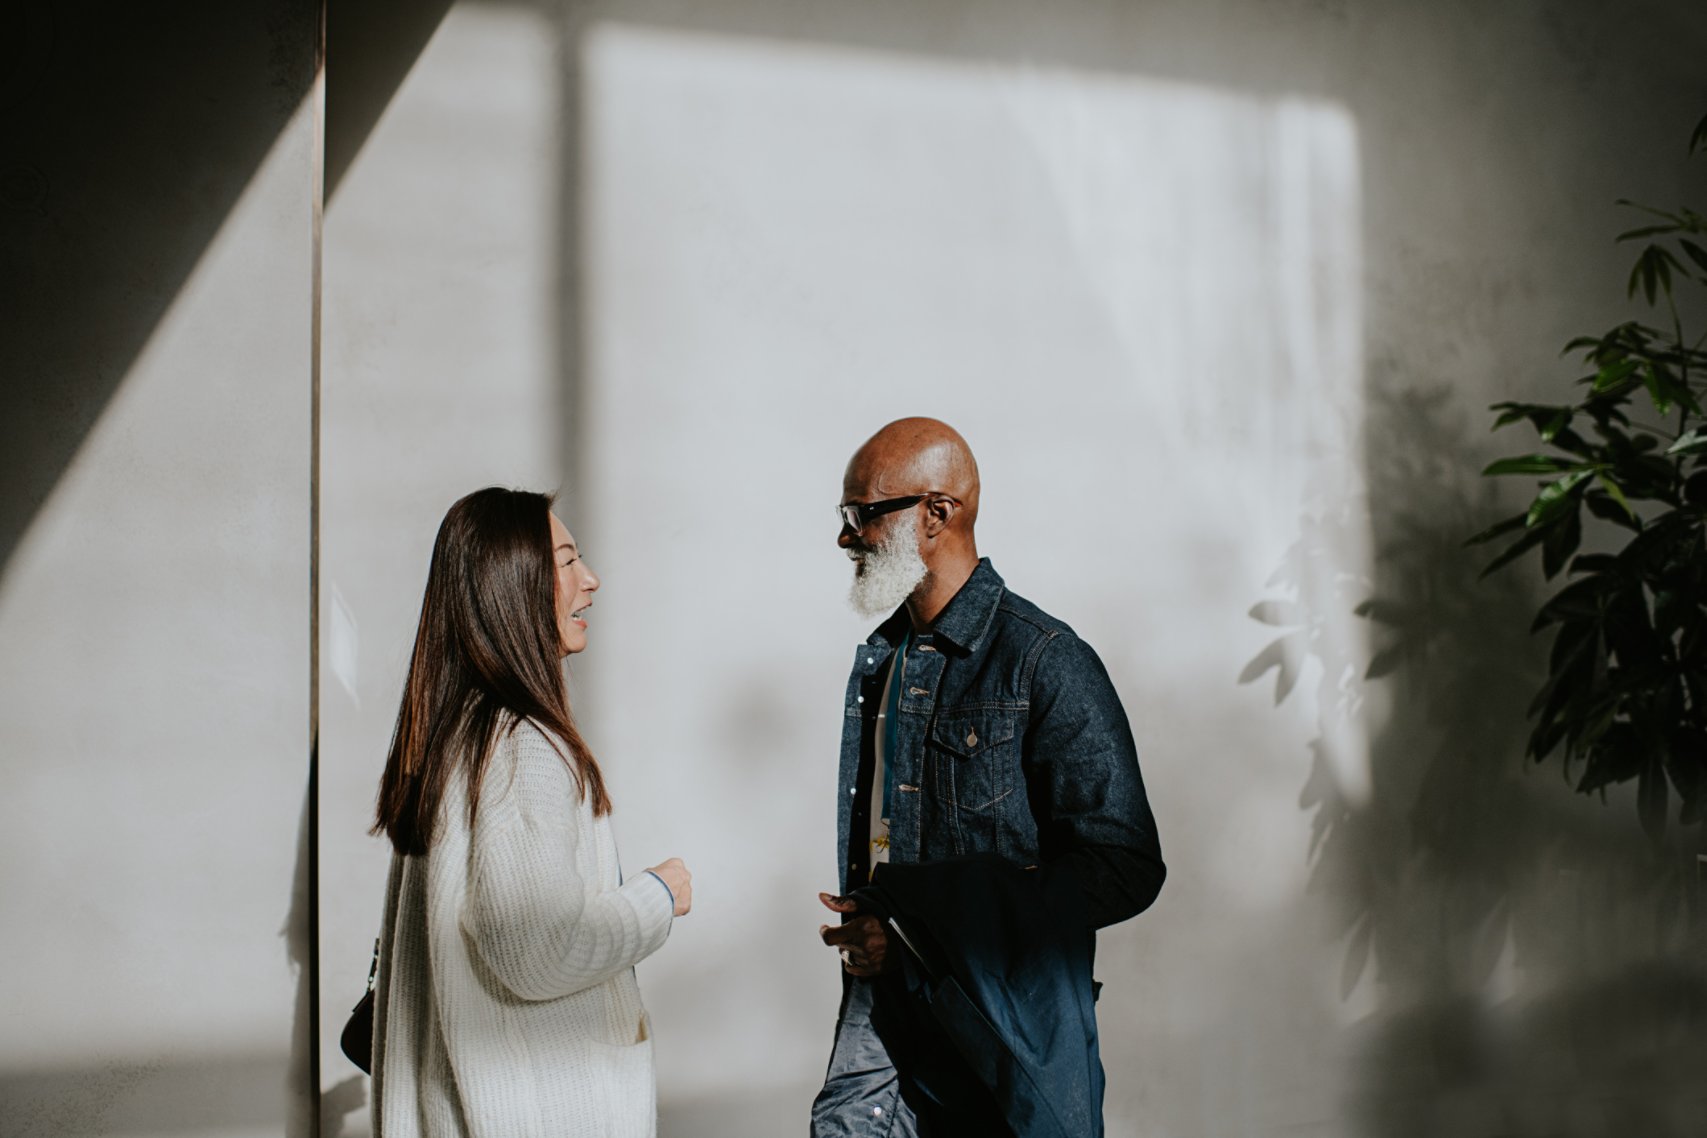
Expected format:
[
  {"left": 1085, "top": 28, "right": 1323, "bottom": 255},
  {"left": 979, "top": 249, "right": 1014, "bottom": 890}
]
[{"left": 930, "top": 710, "right": 1017, "bottom": 813}]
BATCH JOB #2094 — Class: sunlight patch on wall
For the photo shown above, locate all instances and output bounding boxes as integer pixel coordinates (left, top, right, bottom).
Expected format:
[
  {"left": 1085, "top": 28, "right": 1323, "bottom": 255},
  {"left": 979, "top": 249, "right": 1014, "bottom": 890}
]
[{"left": 578, "top": 23, "right": 1373, "bottom": 1115}]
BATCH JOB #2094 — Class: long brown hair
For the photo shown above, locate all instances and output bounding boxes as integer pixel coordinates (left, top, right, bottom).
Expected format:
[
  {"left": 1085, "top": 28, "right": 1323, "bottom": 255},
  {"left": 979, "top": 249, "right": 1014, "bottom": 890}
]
[{"left": 373, "top": 487, "right": 611, "bottom": 855}]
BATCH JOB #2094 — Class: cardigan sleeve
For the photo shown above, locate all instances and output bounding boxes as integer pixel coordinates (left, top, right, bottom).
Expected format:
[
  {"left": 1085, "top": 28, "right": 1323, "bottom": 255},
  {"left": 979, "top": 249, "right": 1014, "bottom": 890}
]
[{"left": 460, "top": 722, "right": 674, "bottom": 1002}]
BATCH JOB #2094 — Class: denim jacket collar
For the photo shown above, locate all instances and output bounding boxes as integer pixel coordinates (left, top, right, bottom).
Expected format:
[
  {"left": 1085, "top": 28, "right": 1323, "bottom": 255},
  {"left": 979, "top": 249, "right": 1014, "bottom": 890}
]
[{"left": 865, "top": 557, "right": 1005, "bottom": 656}]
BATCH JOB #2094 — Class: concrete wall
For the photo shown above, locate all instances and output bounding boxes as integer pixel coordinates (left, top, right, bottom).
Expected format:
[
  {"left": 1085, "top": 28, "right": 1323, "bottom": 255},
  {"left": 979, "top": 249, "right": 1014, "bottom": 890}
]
[
  {"left": 314, "top": 3, "right": 1706, "bottom": 1137},
  {"left": 0, "top": 3, "right": 320, "bottom": 1136},
  {"left": 4, "top": 1, "right": 1702, "bottom": 1137}
]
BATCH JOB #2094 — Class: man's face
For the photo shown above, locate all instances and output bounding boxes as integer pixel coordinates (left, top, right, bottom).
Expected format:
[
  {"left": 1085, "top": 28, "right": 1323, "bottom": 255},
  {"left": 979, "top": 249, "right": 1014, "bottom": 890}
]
[
  {"left": 837, "top": 455, "right": 910, "bottom": 563},
  {"left": 840, "top": 457, "right": 930, "bottom": 615}
]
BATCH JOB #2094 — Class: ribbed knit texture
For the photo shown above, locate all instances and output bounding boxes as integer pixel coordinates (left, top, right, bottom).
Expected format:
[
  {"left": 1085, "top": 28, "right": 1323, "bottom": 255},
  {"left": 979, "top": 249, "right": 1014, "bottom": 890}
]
[{"left": 371, "top": 719, "right": 675, "bottom": 1138}]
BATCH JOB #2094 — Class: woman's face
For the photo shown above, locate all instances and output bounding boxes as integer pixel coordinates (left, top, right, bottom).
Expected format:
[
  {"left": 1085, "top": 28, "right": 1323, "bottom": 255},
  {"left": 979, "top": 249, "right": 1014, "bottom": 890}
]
[{"left": 549, "top": 512, "right": 600, "bottom": 655}]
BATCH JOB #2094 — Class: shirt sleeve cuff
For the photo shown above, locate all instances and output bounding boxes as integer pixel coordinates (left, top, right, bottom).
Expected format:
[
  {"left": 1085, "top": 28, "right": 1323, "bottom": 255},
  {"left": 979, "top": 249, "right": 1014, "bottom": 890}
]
[{"left": 643, "top": 869, "right": 675, "bottom": 912}]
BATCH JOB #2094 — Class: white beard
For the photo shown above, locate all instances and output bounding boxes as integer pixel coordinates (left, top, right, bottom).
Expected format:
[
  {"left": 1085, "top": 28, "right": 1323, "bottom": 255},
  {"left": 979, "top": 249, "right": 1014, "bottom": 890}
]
[{"left": 847, "top": 519, "right": 928, "bottom": 617}]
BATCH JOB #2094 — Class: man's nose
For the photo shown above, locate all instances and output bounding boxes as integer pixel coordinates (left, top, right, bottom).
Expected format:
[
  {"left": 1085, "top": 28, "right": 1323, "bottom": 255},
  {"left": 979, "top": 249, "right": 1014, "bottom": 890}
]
[{"left": 837, "top": 526, "right": 857, "bottom": 548}]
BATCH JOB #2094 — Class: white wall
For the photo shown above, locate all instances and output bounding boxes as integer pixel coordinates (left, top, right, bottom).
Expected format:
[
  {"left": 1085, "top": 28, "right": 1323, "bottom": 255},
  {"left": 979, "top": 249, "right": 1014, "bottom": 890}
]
[
  {"left": 310, "top": 1, "right": 1707, "bottom": 1136},
  {"left": 0, "top": 5, "right": 319, "bottom": 1135},
  {"left": 579, "top": 29, "right": 1369, "bottom": 1134}
]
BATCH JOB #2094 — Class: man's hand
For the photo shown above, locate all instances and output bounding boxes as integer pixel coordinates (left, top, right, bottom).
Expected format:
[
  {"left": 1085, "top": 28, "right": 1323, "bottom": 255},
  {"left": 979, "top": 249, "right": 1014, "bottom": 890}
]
[{"left": 817, "top": 892, "right": 896, "bottom": 977}]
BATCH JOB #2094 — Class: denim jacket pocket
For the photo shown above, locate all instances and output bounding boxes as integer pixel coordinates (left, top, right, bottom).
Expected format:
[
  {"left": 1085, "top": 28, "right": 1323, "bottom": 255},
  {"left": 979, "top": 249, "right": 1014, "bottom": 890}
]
[{"left": 929, "top": 709, "right": 1018, "bottom": 814}]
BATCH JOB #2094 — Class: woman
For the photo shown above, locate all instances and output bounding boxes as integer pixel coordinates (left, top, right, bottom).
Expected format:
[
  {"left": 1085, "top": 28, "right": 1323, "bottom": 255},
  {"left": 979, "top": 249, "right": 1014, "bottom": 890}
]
[{"left": 369, "top": 487, "right": 692, "bottom": 1138}]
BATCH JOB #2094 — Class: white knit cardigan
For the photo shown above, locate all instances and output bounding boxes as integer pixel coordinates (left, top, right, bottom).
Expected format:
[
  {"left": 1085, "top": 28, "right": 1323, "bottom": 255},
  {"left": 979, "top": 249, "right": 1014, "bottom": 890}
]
[{"left": 371, "top": 718, "right": 675, "bottom": 1138}]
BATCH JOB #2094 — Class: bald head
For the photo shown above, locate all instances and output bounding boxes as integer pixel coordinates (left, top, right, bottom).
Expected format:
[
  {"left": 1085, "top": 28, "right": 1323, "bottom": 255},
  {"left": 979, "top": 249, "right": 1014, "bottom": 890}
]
[
  {"left": 843, "top": 417, "right": 981, "bottom": 528},
  {"left": 838, "top": 418, "right": 982, "bottom": 626}
]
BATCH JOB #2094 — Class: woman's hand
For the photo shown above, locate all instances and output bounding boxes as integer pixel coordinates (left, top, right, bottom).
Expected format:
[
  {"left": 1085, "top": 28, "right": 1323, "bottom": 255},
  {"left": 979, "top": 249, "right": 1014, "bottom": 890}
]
[{"left": 648, "top": 857, "right": 693, "bottom": 917}]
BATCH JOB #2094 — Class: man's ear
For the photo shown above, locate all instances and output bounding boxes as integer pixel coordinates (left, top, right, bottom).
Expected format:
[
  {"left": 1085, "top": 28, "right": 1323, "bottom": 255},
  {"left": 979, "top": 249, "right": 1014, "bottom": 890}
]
[{"left": 921, "top": 496, "right": 957, "bottom": 537}]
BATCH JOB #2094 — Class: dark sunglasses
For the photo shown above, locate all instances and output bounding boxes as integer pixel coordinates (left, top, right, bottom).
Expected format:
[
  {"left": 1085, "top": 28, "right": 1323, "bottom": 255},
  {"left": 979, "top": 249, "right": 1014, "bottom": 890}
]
[{"left": 837, "top": 493, "right": 958, "bottom": 534}]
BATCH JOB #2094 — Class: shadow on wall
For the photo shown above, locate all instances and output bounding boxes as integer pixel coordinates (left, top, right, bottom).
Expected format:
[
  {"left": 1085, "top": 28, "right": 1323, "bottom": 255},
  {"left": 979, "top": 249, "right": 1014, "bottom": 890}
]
[
  {"left": 0, "top": 1, "right": 312, "bottom": 572},
  {"left": 1244, "top": 381, "right": 1707, "bottom": 1136},
  {"left": 0, "top": 1055, "right": 293, "bottom": 1138},
  {"left": 0, "top": 0, "right": 451, "bottom": 576}
]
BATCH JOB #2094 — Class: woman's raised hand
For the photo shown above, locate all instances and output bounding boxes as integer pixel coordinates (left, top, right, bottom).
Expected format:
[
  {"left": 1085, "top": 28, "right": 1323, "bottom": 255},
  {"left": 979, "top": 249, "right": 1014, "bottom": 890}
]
[{"left": 647, "top": 857, "right": 693, "bottom": 917}]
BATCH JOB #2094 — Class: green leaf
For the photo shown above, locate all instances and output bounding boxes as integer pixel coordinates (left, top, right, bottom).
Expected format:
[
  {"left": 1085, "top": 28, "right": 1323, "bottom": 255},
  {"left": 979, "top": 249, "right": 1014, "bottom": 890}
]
[
  {"left": 1578, "top": 724, "right": 1643, "bottom": 793},
  {"left": 1482, "top": 454, "right": 1580, "bottom": 476},
  {"left": 1680, "top": 239, "right": 1707, "bottom": 277},
  {"left": 1619, "top": 514, "right": 1695, "bottom": 573},
  {"left": 1595, "top": 473, "right": 1637, "bottom": 521},
  {"left": 1668, "top": 429, "right": 1707, "bottom": 456},
  {"left": 1489, "top": 401, "right": 1570, "bottom": 432},
  {"left": 1692, "top": 111, "right": 1707, "bottom": 155},
  {"left": 1654, "top": 588, "right": 1691, "bottom": 637},
  {"left": 1532, "top": 577, "right": 1607, "bottom": 631},
  {"left": 1541, "top": 506, "right": 1583, "bottom": 579},
  {"left": 1617, "top": 224, "right": 1679, "bottom": 241},
  {"left": 1592, "top": 358, "right": 1640, "bottom": 391},
  {"left": 1526, "top": 469, "right": 1594, "bottom": 527},
  {"left": 1584, "top": 492, "right": 1642, "bottom": 531},
  {"left": 1627, "top": 244, "right": 1686, "bottom": 306},
  {"left": 1465, "top": 513, "right": 1528, "bottom": 547},
  {"left": 1529, "top": 716, "right": 1570, "bottom": 763},
  {"left": 1617, "top": 199, "right": 1684, "bottom": 224},
  {"left": 1568, "top": 553, "right": 1617, "bottom": 574},
  {"left": 1656, "top": 361, "right": 1704, "bottom": 416},
  {"left": 1643, "top": 364, "right": 1673, "bottom": 416},
  {"left": 1547, "top": 426, "right": 1595, "bottom": 458},
  {"left": 1569, "top": 698, "right": 1619, "bottom": 757},
  {"left": 1481, "top": 523, "right": 1548, "bottom": 578}
]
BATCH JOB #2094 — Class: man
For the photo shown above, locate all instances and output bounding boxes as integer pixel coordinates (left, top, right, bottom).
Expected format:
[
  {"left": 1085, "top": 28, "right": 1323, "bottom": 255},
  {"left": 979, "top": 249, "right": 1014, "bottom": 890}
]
[{"left": 812, "top": 418, "right": 1166, "bottom": 1137}]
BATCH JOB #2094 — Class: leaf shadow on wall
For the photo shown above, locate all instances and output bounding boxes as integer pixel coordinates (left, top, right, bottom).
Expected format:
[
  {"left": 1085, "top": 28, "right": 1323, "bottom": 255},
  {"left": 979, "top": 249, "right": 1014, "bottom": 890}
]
[{"left": 1243, "top": 380, "right": 1707, "bottom": 1137}]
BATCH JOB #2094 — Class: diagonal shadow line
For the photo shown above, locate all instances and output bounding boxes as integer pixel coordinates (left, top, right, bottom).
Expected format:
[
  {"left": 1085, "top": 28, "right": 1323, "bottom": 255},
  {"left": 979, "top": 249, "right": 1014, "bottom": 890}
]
[{"left": 0, "top": 0, "right": 451, "bottom": 580}]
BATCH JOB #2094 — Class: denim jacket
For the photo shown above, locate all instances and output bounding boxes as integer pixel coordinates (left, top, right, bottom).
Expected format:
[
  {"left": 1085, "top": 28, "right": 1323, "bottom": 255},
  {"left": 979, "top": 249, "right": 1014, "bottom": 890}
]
[{"left": 835, "top": 558, "right": 1165, "bottom": 928}]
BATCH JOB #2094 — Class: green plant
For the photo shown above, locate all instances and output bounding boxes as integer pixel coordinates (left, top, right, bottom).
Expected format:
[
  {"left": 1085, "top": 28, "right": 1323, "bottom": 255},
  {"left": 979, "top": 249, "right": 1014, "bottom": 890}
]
[{"left": 1471, "top": 112, "right": 1707, "bottom": 840}]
